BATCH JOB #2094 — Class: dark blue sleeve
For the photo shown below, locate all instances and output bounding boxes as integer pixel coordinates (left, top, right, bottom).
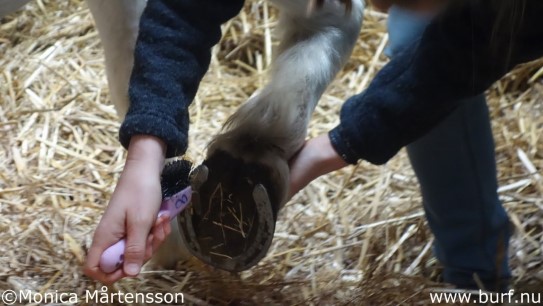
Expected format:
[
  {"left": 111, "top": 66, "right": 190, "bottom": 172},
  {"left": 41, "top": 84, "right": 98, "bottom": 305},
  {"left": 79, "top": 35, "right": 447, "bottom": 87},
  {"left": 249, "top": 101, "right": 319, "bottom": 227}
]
[
  {"left": 330, "top": 0, "right": 543, "bottom": 165},
  {"left": 119, "top": 0, "right": 245, "bottom": 157}
]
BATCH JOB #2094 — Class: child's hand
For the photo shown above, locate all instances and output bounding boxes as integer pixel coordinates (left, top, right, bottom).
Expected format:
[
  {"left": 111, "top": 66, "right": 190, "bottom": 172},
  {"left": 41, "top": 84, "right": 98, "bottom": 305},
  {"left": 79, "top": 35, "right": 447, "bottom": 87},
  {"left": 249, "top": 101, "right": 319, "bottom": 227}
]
[
  {"left": 84, "top": 135, "right": 170, "bottom": 284},
  {"left": 288, "top": 134, "right": 349, "bottom": 199}
]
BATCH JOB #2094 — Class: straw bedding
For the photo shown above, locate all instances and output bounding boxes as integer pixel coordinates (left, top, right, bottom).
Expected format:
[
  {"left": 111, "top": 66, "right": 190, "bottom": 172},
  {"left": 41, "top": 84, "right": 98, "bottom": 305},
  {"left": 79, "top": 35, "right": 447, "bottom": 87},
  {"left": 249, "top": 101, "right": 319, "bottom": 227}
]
[{"left": 0, "top": 0, "right": 542, "bottom": 305}]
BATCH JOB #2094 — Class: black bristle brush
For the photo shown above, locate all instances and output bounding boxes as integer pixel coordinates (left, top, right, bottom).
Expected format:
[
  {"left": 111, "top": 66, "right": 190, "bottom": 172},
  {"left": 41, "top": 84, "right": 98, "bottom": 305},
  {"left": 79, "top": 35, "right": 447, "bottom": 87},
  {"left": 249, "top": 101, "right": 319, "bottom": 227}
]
[
  {"left": 99, "top": 159, "right": 193, "bottom": 273},
  {"left": 161, "top": 159, "right": 193, "bottom": 198}
]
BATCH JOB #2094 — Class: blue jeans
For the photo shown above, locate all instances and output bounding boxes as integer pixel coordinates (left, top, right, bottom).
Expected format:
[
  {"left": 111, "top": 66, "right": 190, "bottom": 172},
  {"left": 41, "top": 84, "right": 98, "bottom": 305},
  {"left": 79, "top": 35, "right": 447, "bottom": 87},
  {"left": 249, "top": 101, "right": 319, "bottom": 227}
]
[{"left": 386, "top": 6, "right": 511, "bottom": 291}]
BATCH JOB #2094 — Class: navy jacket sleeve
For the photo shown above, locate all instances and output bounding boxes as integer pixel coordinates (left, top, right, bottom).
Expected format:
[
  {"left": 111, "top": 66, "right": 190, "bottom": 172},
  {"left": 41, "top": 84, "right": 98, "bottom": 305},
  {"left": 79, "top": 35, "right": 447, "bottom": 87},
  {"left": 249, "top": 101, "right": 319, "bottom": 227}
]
[
  {"left": 119, "top": 0, "right": 245, "bottom": 157},
  {"left": 330, "top": 0, "right": 543, "bottom": 165}
]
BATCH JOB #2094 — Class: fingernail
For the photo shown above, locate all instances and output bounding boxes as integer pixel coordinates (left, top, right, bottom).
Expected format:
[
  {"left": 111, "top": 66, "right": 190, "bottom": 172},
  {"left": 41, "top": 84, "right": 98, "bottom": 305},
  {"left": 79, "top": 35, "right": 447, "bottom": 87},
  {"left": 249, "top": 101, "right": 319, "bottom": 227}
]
[
  {"left": 125, "top": 263, "right": 140, "bottom": 276},
  {"left": 158, "top": 211, "right": 170, "bottom": 220}
]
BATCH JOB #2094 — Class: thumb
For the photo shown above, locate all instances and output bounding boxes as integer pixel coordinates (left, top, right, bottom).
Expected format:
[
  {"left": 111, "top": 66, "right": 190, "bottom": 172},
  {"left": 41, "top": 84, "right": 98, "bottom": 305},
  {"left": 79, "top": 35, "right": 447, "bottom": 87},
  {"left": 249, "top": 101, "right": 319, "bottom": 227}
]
[{"left": 123, "top": 214, "right": 154, "bottom": 276}]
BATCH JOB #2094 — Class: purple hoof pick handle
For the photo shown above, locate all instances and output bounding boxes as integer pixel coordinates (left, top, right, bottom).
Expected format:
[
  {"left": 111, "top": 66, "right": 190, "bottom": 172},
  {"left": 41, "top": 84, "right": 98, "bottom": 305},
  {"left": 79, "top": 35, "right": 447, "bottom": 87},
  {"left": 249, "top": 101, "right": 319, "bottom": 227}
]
[{"left": 99, "top": 186, "right": 192, "bottom": 274}]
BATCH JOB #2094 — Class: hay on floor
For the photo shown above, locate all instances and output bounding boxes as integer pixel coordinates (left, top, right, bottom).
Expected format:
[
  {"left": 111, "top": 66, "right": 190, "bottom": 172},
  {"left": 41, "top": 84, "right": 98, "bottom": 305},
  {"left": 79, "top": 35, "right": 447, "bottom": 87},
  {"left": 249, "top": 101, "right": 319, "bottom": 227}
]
[{"left": 0, "top": 0, "right": 542, "bottom": 305}]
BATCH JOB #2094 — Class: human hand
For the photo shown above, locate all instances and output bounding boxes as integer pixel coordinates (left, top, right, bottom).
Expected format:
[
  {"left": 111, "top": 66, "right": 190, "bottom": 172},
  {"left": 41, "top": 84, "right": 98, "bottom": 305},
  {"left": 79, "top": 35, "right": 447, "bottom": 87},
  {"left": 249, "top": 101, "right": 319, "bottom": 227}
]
[
  {"left": 84, "top": 135, "right": 171, "bottom": 284},
  {"left": 287, "top": 134, "right": 349, "bottom": 199}
]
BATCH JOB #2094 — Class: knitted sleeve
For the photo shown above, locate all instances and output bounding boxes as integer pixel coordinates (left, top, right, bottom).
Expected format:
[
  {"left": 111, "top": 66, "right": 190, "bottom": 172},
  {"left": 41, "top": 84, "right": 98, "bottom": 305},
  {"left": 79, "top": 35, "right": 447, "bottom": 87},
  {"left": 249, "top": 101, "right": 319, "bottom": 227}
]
[
  {"left": 119, "top": 0, "right": 245, "bottom": 157},
  {"left": 330, "top": 0, "right": 543, "bottom": 165}
]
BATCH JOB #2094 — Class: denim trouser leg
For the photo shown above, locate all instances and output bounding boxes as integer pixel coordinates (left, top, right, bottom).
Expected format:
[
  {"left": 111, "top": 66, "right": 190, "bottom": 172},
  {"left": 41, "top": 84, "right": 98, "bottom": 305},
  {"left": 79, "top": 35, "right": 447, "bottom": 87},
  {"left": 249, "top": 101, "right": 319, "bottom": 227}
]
[
  {"left": 386, "top": 6, "right": 511, "bottom": 291},
  {"left": 406, "top": 97, "right": 511, "bottom": 291}
]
